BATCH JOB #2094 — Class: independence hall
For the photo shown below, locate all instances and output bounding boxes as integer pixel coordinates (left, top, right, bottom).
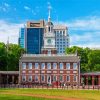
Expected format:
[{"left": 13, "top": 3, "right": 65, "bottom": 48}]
[{"left": 19, "top": 9, "right": 80, "bottom": 86}]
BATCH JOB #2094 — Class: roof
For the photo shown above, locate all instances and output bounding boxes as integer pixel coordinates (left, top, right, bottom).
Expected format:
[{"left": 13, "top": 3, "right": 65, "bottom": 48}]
[
  {"left": 0, "top": 71, "right": 19, "bottom": 75},
  {"left": 81, "top": 72, "right": 100, "bottom": 75},
  {"left": 20, "top": 54, "right": 80, "bottom": 62},
  {"left": 53, "top": 25, "right": 68, "bottom": 30}
]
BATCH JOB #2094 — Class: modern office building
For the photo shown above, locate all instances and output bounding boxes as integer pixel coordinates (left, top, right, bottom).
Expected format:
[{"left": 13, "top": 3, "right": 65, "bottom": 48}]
[
  {"left": 19, "top": 27, "right": 25, "bottom": 48},
  {"left": 54, "top": 25, "right": 69, "bottom": 54},
  {"left": 19, "top": 20, "right": 45, "bottom": 54},
  {"left": 19, "top": 10, "right": 80, "bottom": 86}
]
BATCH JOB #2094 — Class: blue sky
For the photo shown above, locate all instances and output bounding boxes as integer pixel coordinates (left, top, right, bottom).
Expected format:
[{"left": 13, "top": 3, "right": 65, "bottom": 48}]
[{"left": 0, "top": 0, "right": 100, "bottom": 48}]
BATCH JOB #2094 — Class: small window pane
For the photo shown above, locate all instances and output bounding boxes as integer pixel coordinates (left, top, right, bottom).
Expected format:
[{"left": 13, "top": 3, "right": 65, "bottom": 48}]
[
  {"left": 28, "top": 63, "right": 32, "bottom": 69},
  {"left": 73, "top": 76, "right": 77, "bottom": 82},
  {"left": 35, "top": 63, "right": 39, "bottom": 69},
  {"left": 22, "top": 63, "right": 26, "bottom": 69},
  {"left": 59, "top": 63, "right": 63, "bottom": 69},
  {"left": 53, "top": 63, "right": 57, "bottom": 69},
  {"left": 53, "top": 76, "right": 57, "bottom": 82},
  {"left": 41, "top": 75, "right": 45, "bottom": 82},
  {"left": 41, "top": 63, "right": 45, "bottom": 69},
  {"left": 47, "top": 63, "right": 51, "bottom": 69},
  {"left": 66, "top": 76, "right": 70, "bottom": 82},
  {"left": 73, "top": 63, "right": 77, "bottom": 69},
  {"left": 59, "top": 75, "right": 63, "bottom": 81},
  {"left": 35, "top": 75, "right": 38, "bottom": 82},
  {"left": 66, "top": 63, "right": 70, "bottom": 69},
  {"left": 22, "top": 76, "right": 26, "bottom": 82},
  {"left": 28, "top": 76, "right": 32, "bottom": 82}
]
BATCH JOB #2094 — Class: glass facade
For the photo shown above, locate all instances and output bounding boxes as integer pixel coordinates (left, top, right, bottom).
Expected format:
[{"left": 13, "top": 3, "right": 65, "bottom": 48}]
[
  {"left": 54, "top": 29, "right": 69, "bottom": 54},
  {"left": 27, "top": 28, "right": 43, "bottom": 54},
  {"left": 19, "top": 28, "right": 25, "bottom": 48}
]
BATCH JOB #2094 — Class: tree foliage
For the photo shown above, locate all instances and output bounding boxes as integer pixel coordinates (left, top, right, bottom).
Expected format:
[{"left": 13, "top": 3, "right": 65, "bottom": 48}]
[
  {"left": 65, "top": 46, "right": 100, "bottom": 72},
  {"left": 0, "top": 42, "right": 25, "bottom": 71}
]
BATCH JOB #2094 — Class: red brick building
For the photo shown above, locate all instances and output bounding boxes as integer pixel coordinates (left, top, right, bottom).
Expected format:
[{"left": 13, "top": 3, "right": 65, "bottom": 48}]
[{"left": 19, "top": 54, "right": 80, "bottom": 86}]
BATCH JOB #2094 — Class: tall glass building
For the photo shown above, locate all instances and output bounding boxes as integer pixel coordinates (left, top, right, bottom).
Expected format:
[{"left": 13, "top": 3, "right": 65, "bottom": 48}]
[
  {"left": 19, "top": 28, "right": 25, "bottom": 48},
  {"left": 27, "top": 28, "right": 44, "bottom": 54},
  {"left": 19, "top": 20, "right": 45, "bottom": 54}
]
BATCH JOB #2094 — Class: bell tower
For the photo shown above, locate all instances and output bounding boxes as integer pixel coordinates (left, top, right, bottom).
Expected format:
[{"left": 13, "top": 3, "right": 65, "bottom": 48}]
[{"left": 41, "top": 7, "right": 57, "bottom": 55}]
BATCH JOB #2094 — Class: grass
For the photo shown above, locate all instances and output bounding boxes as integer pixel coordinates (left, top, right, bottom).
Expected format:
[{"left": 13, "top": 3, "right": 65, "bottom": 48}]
[
  {"left": 0, "top": 94, "right": 57, "bottom": 100},
  {"left": 0, "top": 88, "right": 100, "bottom": 100}
]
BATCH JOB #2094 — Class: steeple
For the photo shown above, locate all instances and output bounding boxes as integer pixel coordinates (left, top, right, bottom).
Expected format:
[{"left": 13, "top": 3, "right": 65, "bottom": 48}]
[{"left": 48, "top": 5, "right": 51, "bottom": 22}]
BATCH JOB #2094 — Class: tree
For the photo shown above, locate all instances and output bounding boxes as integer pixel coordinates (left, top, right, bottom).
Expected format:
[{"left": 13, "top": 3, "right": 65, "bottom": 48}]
[
  {"left": 0, "top": 42, "right": 25, "bottom": 71},
  {"left": 88, "top": 50, "right": 100, "bottom": 71},
  {"left": 0, "top": 42, "right": 7, "bottom": 70}
]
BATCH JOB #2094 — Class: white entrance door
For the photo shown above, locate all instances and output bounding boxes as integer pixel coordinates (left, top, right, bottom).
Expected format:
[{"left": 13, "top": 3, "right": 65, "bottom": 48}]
[{"left": 47, "top": 75, "right": 51, "bottom": 84}]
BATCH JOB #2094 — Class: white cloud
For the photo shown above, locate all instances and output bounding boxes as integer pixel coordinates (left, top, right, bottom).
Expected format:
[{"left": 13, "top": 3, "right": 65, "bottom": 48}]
[
  {"left": 66, "top": 16, "right": 100, "bottom": 31},
  {"left": 4, "top": 3, "right": 10, "bottom": 7},
  {"left": 56, "top": 16, "right": 100, "bottom": 48},
  {"left": 24, "top": 6, "right": 31, "bottom": 10},
  {"left": 0, "top": 20, "right": 23, "bottom": 44},
  {"left": 0, "top": 2, "right": 10, "bottom": 12}
]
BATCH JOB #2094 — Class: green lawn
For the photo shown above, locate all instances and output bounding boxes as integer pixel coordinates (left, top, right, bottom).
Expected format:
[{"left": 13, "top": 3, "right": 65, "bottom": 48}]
[
  {"left": 0, "top": 94, "right": 58, "bottom": 100},
  {"left": 0, "top": 88, "right": 100, "bottom": 100}
]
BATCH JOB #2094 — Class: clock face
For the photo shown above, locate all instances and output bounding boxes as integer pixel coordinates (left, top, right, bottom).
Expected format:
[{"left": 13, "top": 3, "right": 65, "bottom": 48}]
[{"left": 47, "top": 38, "right": 52, "bottom": 44}]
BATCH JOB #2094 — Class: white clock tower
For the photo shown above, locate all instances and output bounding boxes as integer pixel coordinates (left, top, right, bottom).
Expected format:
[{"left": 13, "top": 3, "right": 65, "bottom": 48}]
[{"left": 41, "top": 7, "right": 57, "bottom": 54}]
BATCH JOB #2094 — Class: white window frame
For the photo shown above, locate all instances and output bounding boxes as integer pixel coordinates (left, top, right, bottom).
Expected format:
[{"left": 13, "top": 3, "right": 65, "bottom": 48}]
[
  {"left": 59, "top": 75, "right": 63, "bottom": 82},
  {"left": 66, "top": 63, "right": 70, "bottom": 70},
  {"left": 28, "top": 63, "right": 32, "bottom": 69},
  {"left": 66, "top": 75, "right": 70, "bottom": 82},
  {"left": 35, "top": 75, "right": 39, "bottom": 82},
  {"left": 73, "top": 63, "right": 78, "bottom": 70},
  {"left": 22, "top": 75, "right": 26, "bottom": 82},
  {"left": 53, "top": 63, "right": 57, "bottom": 69},
  {"left": 73, "top": 75, "right": 77, "bottom": 82},
  {"left": 59, "top": 63, "right": 63, "bottom": 70},
  {"left": 35, "top": 63, "right": 39, "bottom": 69},
  {"left": 28, "top": 75, "right": 32, "bottom": 82},
  {"left": 48, "top": 50, "right": 51, "bottom": 55},
  {"left": 41, "top": 63, "right": 45, "bottom": 69},
  {"left": 41, "top": 75, "right": 45, "bottom": 82},
  {"left": 22, "top": 63, "right": 26, "bottom": 69},
  {"left": 53, "top": 75, "right": 57, "bottom": 82},
  {"left": 47, "top": 63, "right": 51, "bottom": 69}
]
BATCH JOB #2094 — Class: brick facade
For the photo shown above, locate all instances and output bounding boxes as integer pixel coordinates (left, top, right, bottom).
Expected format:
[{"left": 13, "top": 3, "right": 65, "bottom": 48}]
[{"left": 19, "top": 54, "right": 80, "bottom": 86}]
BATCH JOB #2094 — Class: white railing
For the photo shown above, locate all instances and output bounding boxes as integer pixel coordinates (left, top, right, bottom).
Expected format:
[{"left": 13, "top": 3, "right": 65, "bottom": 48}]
[{"left": 23, "top": 54, "right": 77, "bottom": 57}]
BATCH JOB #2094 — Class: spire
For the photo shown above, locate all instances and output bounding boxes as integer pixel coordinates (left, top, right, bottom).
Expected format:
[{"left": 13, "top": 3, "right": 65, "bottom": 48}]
[
  {"left": 48, "top": 5, "right": 51, "bottom": 22},
  {"left": 7, "top": 36, "right": 9, "bottom": 52}
]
